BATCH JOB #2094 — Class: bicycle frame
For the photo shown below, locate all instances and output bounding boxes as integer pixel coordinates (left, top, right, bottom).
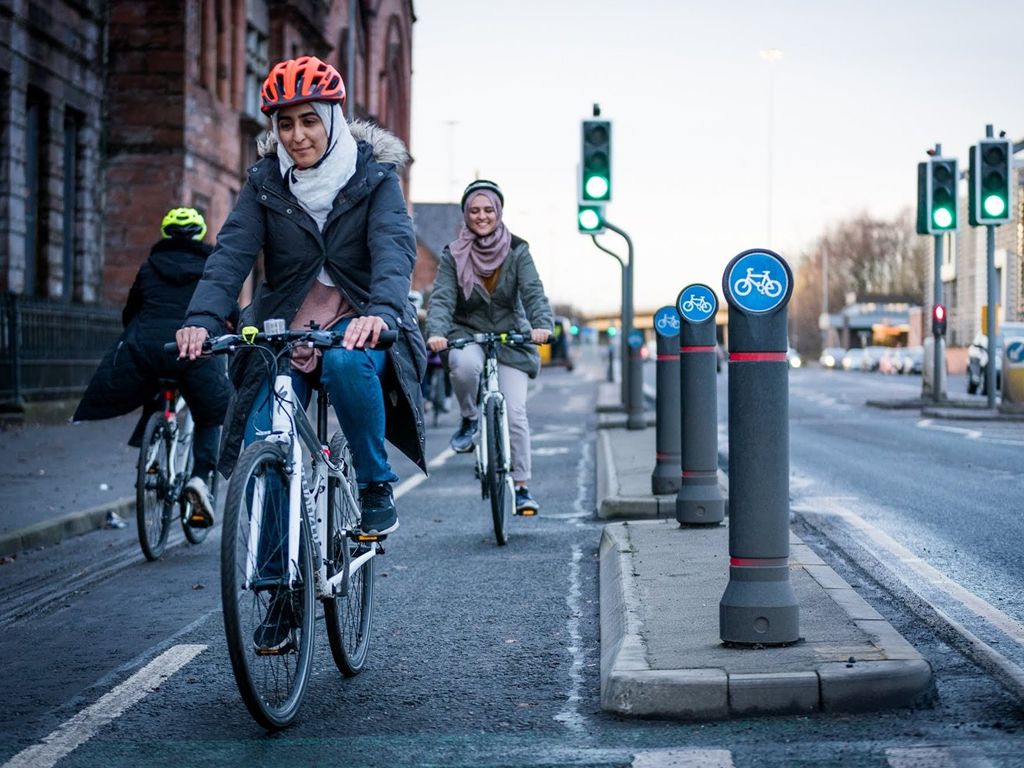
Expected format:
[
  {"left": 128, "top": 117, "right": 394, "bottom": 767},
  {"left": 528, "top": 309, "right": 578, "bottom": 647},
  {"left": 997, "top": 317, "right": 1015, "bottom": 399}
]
[
  {"left": 141, "top": 389, "right": 193, "bottom": 492},
  {"left": 475, "top": 351, "right": 511, "bottom": 486},
  {"left": 244, "top": 372, "right": 373, "bottom": 597}
]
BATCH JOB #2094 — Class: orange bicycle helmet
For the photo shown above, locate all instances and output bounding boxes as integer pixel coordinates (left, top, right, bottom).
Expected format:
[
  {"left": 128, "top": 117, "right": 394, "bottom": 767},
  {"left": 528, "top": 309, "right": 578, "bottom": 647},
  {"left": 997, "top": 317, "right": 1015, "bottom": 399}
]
[{"left": 260, "top": 56, "right": 345, "bottom": 115}]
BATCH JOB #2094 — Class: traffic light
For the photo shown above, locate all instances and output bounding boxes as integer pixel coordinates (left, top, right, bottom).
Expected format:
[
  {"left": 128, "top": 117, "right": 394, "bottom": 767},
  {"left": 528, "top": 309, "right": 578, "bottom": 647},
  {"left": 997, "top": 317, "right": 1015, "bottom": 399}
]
[
  {"left": 577, "top": 204, "right": 605, "bottom": 234},
  {"left": 932, "top": 304, "right": 947, "bottom": 337},
  {"left": 580, "top": 119, "right": 611, "bottom": 203},
  {"left": 917, "top": 157, "right": 958, "bottom": 235},
  {"left": 969, "top": 138, "right": 1013, "bottom": 226}
]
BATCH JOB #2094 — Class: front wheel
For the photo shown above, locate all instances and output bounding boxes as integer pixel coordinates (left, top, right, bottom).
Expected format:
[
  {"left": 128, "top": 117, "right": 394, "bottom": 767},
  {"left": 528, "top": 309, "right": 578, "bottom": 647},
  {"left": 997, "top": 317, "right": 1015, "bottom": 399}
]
[
  {"left": 222, "top": 440, "right": 315, "bottom": 730},
  {"left": 485, "top": 398, "right": 512, "bottom": 546},
  {"left": 136, "top": 413, "right": 172, "bottom": 561},
  {"left": 324, "top": 431, "right": 375, "bottom": 676}
]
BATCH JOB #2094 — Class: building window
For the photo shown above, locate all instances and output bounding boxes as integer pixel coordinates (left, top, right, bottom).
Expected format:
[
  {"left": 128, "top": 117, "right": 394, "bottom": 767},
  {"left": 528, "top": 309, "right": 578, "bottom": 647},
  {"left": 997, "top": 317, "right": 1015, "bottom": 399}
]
[
  {"left": 62, "top": 109, "right": 83, "bottom": 302},
  {"left": 244, "top": 0, "right": 269, "bottom": 119},
  {"left": 24, "top": 88, "right": 48, "bottom": 297}
]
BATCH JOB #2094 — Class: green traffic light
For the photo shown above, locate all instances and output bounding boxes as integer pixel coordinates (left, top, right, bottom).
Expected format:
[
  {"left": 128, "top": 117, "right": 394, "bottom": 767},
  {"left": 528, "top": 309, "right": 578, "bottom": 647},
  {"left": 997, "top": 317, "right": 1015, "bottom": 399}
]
[
  {"left": 578, "top": 208, "right": 602, "bottom": 231},
  {"left": 607, "top": 326, "right": 617, "bottom": 337},
  {"left": 932, "top": 207, "right": 953, "bottom": 229},
  {"left": 983, "top": 194, "right": 1007, "bottom": 217},
  {"left": 584, "top": 175, "right": 609, "bottom": 200}
]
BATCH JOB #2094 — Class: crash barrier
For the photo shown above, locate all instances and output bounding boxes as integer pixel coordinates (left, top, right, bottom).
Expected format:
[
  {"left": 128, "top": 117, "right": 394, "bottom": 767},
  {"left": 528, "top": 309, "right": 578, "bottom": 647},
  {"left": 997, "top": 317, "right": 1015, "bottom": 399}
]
[
  {"left": 674, "top": 284, "right": 725, "bottom": 525},
  {"left": 718, "top": 249, "right": 799, "bottom": 646},
  {"left": 651, "top": 306, "right": 681, "bottom": 494}
]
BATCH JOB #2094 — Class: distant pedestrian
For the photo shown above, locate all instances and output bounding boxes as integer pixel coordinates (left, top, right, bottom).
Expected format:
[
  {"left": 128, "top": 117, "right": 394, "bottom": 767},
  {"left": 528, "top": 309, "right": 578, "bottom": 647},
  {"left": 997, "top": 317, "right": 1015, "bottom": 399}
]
[{"left": 73, "top": 207, "right": 233, "bottom": 528}]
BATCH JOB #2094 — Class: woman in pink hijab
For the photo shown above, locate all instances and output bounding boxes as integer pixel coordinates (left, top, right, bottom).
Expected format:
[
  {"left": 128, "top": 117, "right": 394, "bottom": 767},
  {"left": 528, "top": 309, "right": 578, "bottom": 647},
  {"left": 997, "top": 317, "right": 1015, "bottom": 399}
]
[{"left": 425, "top": 180, "right": 553, "bottom": 514}]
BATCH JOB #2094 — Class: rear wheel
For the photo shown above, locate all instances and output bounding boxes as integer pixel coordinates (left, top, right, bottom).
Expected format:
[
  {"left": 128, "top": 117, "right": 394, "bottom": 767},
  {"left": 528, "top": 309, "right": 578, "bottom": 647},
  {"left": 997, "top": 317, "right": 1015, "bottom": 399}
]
[
  {"left": 324, "top": 431, "right": 375, "bottom": 676},
  {"left": 136, "top": 413, "right": 172, "bottom": 561},
  {"left": 485, "top": 398, "right": 512, "bottom": 546},
  {"left": 222, "top": 440, "right": 315, "bottom": 730}
]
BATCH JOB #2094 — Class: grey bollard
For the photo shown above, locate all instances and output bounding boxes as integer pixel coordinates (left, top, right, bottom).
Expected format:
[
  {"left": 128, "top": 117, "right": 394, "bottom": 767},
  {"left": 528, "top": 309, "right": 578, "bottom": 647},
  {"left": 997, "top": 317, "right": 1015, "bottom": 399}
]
[
  {"left": 607, "top": 341, "right": 615, "bottom": 383},
  {"left": 651, "top": 306, "right": 681, "bottom": 494},
  {"left": 626, "top": 329, "right": 646, "bottom": 430},
  {"left": 675, "top": 284, "right": 725, "bottom": 525},
  {"left": 719, "top": 249, "right": 799, "bottom": 646}
]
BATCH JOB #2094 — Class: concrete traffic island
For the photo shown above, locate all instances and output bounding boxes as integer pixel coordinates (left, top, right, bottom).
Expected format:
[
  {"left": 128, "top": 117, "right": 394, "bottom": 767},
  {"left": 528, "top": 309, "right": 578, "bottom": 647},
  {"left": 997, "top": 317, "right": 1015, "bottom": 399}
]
[{"left": 600, "top": 521, "right": 933, "bottom": 719}]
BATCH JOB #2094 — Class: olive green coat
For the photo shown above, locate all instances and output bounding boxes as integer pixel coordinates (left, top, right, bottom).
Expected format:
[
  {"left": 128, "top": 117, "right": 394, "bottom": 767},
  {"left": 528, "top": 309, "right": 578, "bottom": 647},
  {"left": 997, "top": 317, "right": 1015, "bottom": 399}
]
[{"left": 426, "top": 235, "right": 553, "bottom": 377}]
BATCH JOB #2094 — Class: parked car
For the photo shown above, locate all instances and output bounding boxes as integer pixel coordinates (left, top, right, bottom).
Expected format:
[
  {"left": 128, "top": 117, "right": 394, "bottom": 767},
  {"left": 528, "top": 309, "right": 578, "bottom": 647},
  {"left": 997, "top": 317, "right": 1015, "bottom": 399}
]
[
  {"left": 966, "top": 333, "right": 1003, "bottom": 394},
  {"left": 860, "top": 346, "right": 889, "bottom": 372},
  {"left": 841, "top": 348, "right": 865, "bottom": 371},
  {"left": 897, "top": 346, "right": 924, "bottom": 375},
  {"left": 819, "top": 347, "right": 845, "bottom": 369}
]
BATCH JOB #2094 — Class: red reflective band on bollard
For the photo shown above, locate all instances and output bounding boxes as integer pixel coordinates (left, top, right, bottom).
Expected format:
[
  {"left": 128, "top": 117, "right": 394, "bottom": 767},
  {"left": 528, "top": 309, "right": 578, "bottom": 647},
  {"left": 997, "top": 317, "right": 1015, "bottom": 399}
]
[
  {"left": 656, "top": 452, "right": 680, "bottom": 460},
  {"left": 682, "top": 469, "right": 716, "bottom": 478},
  {"left": 656, "top": 354, "right": 677, "bottom": 361},
  {"left": 679, "top": 345, "right": 715, "bottom": 353},
  {"left": 729, "top": 351, "right": 787, "bottom": 362},
  {"left": 730, "top": 557, "right": 789, "bottom": 567}
]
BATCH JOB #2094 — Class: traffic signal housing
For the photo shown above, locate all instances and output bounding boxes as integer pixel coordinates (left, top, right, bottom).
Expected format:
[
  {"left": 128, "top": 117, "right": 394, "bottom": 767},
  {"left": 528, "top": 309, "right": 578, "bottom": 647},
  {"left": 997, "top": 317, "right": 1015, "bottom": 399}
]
[
  {"left": 932, "top": 304, "right": 947, "bottom": 337},
  {"left": 577, "top": 204, "right": 605, "bottom": 234},
  {"left": 580, "top": 119, "right": 612, "bottom": 203},
  {"left": 917, "top": 156, "right": 958, "bottom": 235},
  {"left": 969, "top": 138, "right": 1013, "bottom": 226}
]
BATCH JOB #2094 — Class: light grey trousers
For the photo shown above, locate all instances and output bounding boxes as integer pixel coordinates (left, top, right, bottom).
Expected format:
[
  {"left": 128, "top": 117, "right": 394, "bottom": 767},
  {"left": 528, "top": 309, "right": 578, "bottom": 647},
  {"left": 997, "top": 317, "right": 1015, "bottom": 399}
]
[{"left": 448, "top": 344, "right": 531, "bottom": 482}]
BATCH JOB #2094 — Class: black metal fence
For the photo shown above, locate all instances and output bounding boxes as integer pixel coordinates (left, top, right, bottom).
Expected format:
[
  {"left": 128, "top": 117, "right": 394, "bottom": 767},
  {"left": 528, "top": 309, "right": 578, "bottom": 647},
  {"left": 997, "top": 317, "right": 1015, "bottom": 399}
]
[{"left": 1, "top": 292, "right": 122, "bottom": 403}]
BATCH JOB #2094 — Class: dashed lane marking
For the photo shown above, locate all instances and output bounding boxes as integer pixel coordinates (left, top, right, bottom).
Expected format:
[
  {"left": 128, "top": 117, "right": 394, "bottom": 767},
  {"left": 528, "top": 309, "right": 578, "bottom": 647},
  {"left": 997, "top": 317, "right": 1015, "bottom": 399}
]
[
  {"left": 2, "top": 643, "right": 206, "bottom": 768},
  {"left": 632, "top": 749, "right": 735, "bottom": 767}
]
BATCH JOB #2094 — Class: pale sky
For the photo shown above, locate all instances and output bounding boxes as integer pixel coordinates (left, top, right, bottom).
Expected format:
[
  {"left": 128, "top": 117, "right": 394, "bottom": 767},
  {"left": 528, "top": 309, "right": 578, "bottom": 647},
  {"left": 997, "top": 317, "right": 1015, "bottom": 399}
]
[{"left": 408, "top": 0, "right": 1024, "bottom": 314}]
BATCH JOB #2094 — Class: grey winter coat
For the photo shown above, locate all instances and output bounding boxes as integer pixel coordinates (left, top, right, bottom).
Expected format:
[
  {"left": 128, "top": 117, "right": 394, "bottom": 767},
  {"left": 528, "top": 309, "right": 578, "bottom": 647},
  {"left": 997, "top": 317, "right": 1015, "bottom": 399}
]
[
  {"left": 184, "top": 121, "right": 426, "bottom": 475},
  {"left": 426, "top": 236, "right": 553, "bottom": 377}
]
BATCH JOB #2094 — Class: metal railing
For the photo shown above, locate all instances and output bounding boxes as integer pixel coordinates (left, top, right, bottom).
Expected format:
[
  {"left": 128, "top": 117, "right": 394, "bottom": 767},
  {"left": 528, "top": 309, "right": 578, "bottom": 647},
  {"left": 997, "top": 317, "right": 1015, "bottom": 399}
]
[{"left": 1, "top": 292, "right": 122, "bottom": 403}]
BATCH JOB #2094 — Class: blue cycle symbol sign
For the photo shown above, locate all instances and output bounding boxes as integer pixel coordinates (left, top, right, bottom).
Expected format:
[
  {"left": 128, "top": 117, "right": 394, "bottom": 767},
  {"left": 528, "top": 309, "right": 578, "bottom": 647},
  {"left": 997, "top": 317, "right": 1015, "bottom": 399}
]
[
  {"left": 724, "top": 249, "right": 791, "bottom": 315},
  {"left": 676, "top": 284, "right": 717, "bottom": 324},
  {"left": 627, "top": 329, "right": 645, "bottom": 349},
  {"left": 1007, "top": 340, "right": 1024, "bottom": 364},
  {"left": 654, "top": 306, "right": 681, "bottom": 337}
]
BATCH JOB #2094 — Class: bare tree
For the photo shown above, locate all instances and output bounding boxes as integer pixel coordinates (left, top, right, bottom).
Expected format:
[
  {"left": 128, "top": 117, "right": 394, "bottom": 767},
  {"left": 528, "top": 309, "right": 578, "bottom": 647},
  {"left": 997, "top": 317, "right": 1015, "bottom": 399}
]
[{"left": 790, "top": 208, "right": 927, "bottom": 354}]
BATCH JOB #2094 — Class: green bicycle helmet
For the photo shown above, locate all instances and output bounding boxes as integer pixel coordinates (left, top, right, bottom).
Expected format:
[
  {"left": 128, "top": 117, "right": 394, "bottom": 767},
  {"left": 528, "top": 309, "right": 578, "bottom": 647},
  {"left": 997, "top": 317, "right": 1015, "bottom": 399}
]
[{"left": 161, "top": 207, "right": 207, "bottom": 241}]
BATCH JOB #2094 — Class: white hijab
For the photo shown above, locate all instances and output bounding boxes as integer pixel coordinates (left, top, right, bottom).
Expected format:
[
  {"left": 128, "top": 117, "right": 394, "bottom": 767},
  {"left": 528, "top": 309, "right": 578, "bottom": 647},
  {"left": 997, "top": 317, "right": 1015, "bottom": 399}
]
[{"left": 272, "top": 101, "right": 358, "bottom": 232}]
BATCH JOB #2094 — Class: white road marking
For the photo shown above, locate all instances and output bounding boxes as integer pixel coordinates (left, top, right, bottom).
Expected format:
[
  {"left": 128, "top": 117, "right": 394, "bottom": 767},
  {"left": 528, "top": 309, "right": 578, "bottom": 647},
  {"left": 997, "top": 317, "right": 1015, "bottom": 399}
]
[
  {"left": 2, "top": 644, "right": 206, "bottom": 768},
  {"left": 917, "top": 419, "right": 983, "bottom": 440},
  {"left": 553, "top": 544, "right": 585, "bottom": 735},
  {"left": 885, "top": 746, "right": 982, "bottom": 767},
  {"left": 632, "top": 749, "right": 735, "bottom": 767},
  {"left": 532, "top": 447, "right": 570, "bottom": 456}
]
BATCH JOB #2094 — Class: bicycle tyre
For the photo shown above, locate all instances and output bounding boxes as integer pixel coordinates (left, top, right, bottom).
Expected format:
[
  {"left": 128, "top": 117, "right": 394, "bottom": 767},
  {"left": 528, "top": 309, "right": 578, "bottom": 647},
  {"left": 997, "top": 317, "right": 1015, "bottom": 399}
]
[
  {"left": 485, "top": 398, "right": 511, "bottom": 546},
  {"left": 136, "top": 412, "right": 172, "bottom": 561},
  {"left": 429, "top": 367, "right": 446, "bottom": 427},
  {"left": 222, "top": 440, "right": 315, "bottom": 730},
  {"left": 324, "top": 431, "right": 375, "bottom": 676}
]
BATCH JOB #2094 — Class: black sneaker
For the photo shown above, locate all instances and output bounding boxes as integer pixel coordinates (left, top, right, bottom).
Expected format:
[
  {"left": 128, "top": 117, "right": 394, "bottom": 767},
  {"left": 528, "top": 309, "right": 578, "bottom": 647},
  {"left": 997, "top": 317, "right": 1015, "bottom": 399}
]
[
  {"left": 449, "top": 418, "right": 478, "bottom": 453},
  {"left": 253, "top": 590, "right": 296, "bottom": 655},
  {"left": 515, "top": 486, "right": 539, "bottom": 515},
  {"left": 360, "top": 482, "right": 399, "bottom": 536}
]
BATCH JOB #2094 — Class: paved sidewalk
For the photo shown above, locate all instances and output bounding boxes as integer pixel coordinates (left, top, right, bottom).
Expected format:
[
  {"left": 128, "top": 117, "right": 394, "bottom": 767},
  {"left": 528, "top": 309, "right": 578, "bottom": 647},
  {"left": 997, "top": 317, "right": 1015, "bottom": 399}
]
[
  {"left": 596, "top": 386, "right": 934, "bottom": 719},
  {"left": 0, "top": 404, "right": 139, "bottom": 557}
]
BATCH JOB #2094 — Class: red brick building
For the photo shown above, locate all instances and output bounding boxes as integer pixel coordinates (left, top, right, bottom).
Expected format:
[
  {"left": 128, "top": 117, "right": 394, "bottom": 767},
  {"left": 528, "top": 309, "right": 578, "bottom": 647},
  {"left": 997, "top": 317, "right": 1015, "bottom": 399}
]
[{"left": 1, "top": 0, "right": 415, "bottom": 306}]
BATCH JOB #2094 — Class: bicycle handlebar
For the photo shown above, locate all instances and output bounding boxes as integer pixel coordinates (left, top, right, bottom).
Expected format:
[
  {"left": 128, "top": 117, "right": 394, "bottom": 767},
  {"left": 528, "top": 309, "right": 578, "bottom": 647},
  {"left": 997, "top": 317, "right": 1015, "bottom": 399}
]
[
  {"left": 163, "top": 326, "right": 399, "bottom": 356},
  {"left": 446, "top": 331, "right": 547, "bottom": 350}
]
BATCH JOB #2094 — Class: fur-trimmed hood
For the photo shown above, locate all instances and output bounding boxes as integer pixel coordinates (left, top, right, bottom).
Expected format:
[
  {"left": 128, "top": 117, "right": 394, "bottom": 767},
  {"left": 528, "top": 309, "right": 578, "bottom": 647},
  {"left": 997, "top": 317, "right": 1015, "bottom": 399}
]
[{"left": 256, "top": 119, "right": 409, "bottom": 170}]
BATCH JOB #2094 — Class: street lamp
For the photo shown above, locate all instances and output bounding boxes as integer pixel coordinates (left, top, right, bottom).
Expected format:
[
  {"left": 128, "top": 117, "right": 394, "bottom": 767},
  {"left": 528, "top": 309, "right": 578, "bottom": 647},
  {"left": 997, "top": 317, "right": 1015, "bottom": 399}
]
[{"left": 759, "top": 48, "right": 783, "bottom": 245}]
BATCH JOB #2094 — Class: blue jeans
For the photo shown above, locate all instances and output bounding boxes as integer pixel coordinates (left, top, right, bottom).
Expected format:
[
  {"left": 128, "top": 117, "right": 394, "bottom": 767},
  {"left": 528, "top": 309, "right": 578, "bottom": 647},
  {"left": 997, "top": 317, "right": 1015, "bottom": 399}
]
[{"left": 244, "top": 319, "right": 398, "bottom": 581}]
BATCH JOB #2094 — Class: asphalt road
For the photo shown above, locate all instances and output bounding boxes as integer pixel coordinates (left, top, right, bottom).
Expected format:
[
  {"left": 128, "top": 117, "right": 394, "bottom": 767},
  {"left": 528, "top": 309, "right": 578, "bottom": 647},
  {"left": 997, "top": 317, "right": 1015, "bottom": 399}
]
[{"left": 2, "top": 354, "right": 1023, "bottom": 767}]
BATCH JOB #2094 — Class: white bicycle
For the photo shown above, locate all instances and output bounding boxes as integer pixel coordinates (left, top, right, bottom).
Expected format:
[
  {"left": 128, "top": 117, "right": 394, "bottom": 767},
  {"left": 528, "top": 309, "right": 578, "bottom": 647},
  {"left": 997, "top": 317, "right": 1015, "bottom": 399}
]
[
  {"left": 733, "top": 267, "right": 783, "bottom": 298},
  {"left": 447, "top": 332, "right": 540, "bottom": 546},
  {"left": 170, "top": 320, "right": 394, "bottom": 729}
]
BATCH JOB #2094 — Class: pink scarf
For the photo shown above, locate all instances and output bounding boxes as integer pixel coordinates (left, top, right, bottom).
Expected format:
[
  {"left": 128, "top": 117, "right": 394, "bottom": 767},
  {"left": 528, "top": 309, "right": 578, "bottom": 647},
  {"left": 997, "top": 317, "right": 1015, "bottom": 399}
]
[{"left": 448, "top": 189, "right": 511, "bottom": 300}]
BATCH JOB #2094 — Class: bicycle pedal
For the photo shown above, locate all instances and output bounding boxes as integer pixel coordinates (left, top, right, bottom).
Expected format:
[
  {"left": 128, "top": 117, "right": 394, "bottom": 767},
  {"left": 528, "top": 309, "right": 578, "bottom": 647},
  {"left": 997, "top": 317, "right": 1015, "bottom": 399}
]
[
  {"left": 352, "top": 532, "right": 386, "bottom": 543},
  {"left": 516, "top": 509, "right": 537, "bottom": 517}
]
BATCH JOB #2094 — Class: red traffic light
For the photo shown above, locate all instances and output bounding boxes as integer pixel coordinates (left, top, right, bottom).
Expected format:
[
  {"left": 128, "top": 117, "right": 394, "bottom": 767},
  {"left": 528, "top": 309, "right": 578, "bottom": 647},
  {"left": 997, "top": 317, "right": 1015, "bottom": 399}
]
[
  {"left": 932, "top": 304, "right": 947, "bottom": 336},
  {"left": 933, "top": 304, "right": 946, "bottom": 322}
]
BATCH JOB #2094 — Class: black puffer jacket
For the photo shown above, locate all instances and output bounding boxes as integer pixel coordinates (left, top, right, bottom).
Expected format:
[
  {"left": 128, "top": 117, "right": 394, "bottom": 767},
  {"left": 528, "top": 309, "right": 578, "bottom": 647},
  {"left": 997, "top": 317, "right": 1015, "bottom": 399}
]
[
  {"left": 184, "top": 121, "right": 427, "bottom": 475},
  {"left": 73, "top": 238, "right": 233, "bottom": 440}
]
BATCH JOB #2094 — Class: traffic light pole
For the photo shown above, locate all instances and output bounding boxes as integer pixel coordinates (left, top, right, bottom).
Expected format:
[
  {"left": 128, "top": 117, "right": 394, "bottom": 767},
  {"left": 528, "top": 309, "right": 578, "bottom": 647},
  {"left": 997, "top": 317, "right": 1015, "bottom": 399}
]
[
  {"left": 599, "top": 220, "right": 645, "bottom": 430},
  {"left": 932, "top": 233, "right": 944, "bottom": 403},
  {"left": 590, "top": 236, "right": 630, "bottom": 408},
  {"left": 986, "top": 224, "right": 997, "bottom": 408}
]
